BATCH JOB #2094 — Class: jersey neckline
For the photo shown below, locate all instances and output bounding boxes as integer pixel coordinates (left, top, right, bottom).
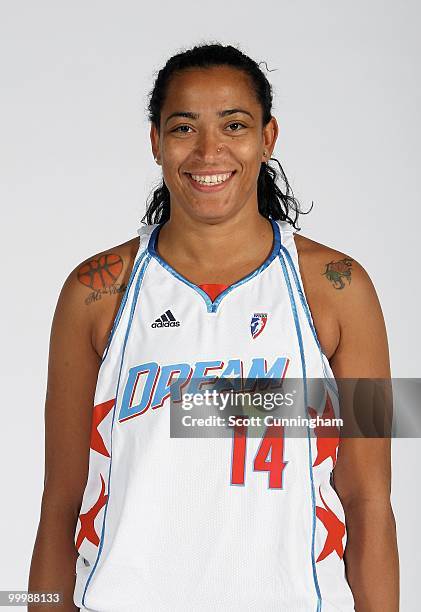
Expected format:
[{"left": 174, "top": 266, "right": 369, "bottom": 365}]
[{"left": 146, "top": 218, "right": 282, "bottom": 313}]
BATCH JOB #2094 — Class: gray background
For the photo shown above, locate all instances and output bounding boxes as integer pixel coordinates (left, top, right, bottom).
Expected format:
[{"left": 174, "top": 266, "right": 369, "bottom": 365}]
[{"left": 1, "top": 0, "right": 419, "bottom": 609}]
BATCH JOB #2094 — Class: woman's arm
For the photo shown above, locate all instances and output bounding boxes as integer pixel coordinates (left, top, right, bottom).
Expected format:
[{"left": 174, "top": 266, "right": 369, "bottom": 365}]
[
  {"left": 329, "top": 259, "right": 399, "bottom": 611},
  {"left": 28, "top": 264, "right": 103, "bottom": 611}
]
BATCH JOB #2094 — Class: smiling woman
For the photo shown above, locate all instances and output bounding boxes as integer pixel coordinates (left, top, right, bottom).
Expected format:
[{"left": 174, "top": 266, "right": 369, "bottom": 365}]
[
  {"left": 29, "top": 43, "right": 399, "bottom": 612},
  {"left": 145, "top": 47, "right": 303, "bottom": 231}
]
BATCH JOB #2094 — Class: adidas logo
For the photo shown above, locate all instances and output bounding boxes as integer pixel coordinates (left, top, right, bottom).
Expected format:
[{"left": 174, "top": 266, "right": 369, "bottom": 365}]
[{"left": 151, "top": 309, "right": 181, "bottom": 328}]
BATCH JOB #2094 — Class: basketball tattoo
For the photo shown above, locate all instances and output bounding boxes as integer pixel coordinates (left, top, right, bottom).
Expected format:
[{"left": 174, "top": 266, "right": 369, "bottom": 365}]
[
  {"left": 77, "top": 253, "right": 127, "bottom": 305},
  {"left": 322, "top": 257, "right": 353, "bottom": 290}
]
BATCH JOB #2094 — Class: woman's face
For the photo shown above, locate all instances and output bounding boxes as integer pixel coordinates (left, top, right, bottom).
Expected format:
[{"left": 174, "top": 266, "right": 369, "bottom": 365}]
[{"left": 150, "top": 66, "right": 278, "bottom": 224}]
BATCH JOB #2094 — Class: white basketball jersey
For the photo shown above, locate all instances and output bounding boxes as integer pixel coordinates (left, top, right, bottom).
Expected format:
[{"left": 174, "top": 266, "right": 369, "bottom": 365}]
[{"left": 73, "top": 219, "right": 355, "bottom": 611}]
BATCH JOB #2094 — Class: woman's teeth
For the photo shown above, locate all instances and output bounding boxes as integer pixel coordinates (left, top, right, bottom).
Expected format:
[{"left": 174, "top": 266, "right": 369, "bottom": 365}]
[{"left": 189, "top": 172, "right": 233, "bottom": 185}]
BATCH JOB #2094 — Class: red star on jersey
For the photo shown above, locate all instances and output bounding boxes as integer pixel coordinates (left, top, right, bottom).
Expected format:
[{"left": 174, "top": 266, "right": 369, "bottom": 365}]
[
  {"left": 90, "top": 398, "right": 115, "bottom": 457},
  {"left": 76, "top": 473, "right": 108, "bottom": 550},
  {"left": 316, "top": 486, "right": 345, "bottom": 562},
  {"left": 308, "top": 392, "right": 340, "bottom": 468}
]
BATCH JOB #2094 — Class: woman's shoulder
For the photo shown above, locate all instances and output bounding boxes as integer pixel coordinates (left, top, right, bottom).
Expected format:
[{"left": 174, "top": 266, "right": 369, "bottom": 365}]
[
  {"left": 291, "top": 230, "right": 384, "bottom": 360},
  {"left": 293, "top": 230, "right": 372, "bottom": 294},
  {"left": 64, "top": 235, "right": 139, "bottom": 304},
  {"left": 57, "top": 235, "right": 140, "bottom": 358}
]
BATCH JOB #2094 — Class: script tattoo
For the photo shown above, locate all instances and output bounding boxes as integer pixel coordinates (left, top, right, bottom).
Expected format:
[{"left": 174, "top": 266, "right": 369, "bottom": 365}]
[
  {"left": 77, "top": 253, "right": 127, "bottom": 305},
  {"left": 322, "top": 257, "right": 353, "bottom": 290}
]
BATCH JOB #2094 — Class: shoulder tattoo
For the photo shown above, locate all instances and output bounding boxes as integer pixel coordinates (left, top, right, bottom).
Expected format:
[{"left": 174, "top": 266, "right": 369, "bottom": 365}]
[
  {"left": 322, "top": 257, "right": 353, "bottom": 290},
  {"left": 77, "top": 253, "right": 127, "bottom": 305}
]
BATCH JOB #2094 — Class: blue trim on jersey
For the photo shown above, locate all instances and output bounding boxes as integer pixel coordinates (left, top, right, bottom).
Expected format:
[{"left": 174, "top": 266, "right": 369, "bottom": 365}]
[
  {"left": 147, "top": 218, "right": 282, "bottom": 313},
  {"left": 82, "top": 254, "right": 152, "bottom": 608},
  {"left": 281, "top": 244, "right": 339, "bottom": 400},
  {"left": 278, "top": 251, "right": 322, "bottom": 612},
  {"left": 100, "top": 248, "right": 149, "bottom": 365}
]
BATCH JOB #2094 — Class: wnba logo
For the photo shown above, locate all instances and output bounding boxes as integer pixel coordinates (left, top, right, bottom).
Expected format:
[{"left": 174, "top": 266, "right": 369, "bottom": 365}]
[{"left": 251, "top": 313, "right": 268, "bottom": 339}]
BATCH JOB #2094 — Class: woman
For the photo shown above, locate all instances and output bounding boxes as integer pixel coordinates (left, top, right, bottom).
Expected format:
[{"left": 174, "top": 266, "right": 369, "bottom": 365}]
[{"left": 29, "top": 43, "right": 399, "bottom": 611}]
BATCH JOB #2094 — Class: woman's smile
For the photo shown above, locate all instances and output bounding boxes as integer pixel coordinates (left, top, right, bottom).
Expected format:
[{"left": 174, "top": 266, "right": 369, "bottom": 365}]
[{"left": 185, "top": 170, "right": 236, "bottom": 192}]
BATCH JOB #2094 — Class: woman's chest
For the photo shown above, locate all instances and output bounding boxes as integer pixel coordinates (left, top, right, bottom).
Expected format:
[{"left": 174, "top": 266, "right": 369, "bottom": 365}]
[{"left": 93, "top": 239, "right": 340, "bottom": 363}]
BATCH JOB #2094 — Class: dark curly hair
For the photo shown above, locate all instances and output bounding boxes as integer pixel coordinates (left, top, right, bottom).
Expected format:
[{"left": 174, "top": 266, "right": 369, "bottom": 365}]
[{"left": 143, "top": 42, "right": 311, "bottom": 229}]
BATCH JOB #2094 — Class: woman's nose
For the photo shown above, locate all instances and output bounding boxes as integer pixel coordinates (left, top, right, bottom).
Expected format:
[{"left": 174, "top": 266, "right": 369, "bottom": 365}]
[{"left": 194, "top": 130, "right": 223, "bottom": 160}]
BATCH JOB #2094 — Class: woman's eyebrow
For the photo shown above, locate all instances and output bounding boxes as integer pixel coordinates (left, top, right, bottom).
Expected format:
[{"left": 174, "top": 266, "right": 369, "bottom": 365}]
[{"left": 165, "top": 108, "right": 254, "bottom": 125}]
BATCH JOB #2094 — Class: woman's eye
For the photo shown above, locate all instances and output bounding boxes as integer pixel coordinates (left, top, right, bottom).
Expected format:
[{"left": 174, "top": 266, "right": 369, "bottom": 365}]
[
  {"left": 227, "top": 122, "right": 246, "bottom": 131},
  {"left": 172, "top": 125, "right": 193, "bottom": 133}
]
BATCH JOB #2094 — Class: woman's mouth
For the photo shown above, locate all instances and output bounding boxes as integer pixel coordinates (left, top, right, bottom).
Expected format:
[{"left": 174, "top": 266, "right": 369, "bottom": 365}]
[{"left": 185, "top": 171, "right": 236, "bottom": 192}]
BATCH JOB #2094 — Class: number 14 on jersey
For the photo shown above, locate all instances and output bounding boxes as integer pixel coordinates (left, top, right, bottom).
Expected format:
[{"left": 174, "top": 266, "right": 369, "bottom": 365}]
[{"left": 231, "top": 422, "right": 287, "bottom": 489}]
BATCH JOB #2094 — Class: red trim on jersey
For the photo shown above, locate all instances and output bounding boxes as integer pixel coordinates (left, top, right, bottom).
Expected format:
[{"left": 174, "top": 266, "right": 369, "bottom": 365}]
[{"left": 199, "top": 283, "right": 229, "bottom": 301}]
